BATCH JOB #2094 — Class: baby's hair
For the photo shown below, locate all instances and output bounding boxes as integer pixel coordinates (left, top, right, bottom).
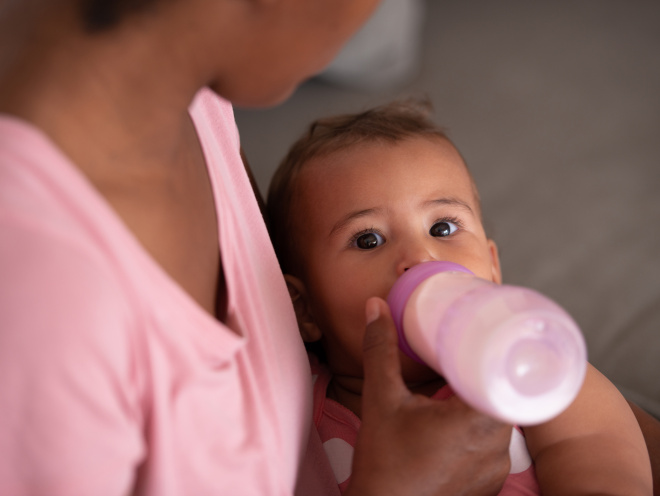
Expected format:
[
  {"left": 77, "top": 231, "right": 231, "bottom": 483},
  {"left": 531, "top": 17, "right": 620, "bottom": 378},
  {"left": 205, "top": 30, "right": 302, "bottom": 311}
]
[{"left": 267, "top": 97, "right": 477, "bottom": 275}]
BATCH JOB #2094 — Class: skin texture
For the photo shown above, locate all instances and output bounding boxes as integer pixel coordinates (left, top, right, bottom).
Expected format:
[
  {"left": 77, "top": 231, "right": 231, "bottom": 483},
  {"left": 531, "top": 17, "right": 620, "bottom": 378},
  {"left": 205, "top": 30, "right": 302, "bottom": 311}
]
[
  {"left": 0, "top": 1, "right": 515, "bottom": 494},
  {"left": 285, "top": 136, "right": 653, "bottom": 495},
  {"left": 0, "top": 0, "right": 380, "bottom": 318},
  {"left": 525, "top": 365, "right": 653, "bottom": 495},
  {"left": 287, "top": 136, "right": 501, "bottom": 416},
  {"left": 347, "top": 297, "right": 512, "bottom": 496}
]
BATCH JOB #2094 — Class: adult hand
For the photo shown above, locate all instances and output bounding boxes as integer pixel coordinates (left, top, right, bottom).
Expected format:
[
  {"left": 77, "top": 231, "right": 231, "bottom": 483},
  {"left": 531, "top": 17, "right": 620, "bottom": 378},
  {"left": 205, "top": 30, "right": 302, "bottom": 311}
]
[{"left": 346, "top": 297, "right": 511, "bottom": 496}]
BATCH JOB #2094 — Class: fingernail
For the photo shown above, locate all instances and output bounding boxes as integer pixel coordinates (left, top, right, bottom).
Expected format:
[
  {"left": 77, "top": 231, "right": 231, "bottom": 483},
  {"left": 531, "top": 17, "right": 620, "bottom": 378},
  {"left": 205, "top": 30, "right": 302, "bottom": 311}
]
[{"left": 365, "top": 297, "right": 380, "bottom": 325}]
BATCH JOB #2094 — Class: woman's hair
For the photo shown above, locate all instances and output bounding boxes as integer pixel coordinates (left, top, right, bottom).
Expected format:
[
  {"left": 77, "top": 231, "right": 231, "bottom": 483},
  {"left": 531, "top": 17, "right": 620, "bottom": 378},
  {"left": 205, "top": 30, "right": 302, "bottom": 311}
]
[
  {"left": 267, "top": 98, "right": 467, "bottom": 276},
  {"left": 79, "top": 0, "right": 159, "bottom": 32}
]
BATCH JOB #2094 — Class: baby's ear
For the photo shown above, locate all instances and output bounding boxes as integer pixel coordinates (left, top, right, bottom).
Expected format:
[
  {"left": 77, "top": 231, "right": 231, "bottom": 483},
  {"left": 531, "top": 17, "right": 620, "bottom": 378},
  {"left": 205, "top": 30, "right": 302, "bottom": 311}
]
[
  {"left": 487, "top": 239, "right": 503, "bottom": 284},
  {"left": 284, "top": 274, "right": 322, "bottom": 343}
]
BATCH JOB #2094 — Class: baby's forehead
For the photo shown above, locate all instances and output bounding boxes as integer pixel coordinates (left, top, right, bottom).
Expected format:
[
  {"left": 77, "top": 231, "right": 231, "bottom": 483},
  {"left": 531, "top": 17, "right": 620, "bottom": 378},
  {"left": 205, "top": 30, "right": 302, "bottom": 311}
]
[
  {"left": 292, "top": 136, "right": 481, "bottom": 217},
  {"left": 296, "top": 136, "right": 470, "bottom": 187}
]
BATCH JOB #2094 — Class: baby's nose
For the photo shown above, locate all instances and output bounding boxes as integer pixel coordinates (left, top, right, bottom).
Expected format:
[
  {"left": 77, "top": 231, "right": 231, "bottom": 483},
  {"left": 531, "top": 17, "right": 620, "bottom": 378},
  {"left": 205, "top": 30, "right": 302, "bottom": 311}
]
[{"left": 396, "top": 244, "right": 438, "bottom": 276}]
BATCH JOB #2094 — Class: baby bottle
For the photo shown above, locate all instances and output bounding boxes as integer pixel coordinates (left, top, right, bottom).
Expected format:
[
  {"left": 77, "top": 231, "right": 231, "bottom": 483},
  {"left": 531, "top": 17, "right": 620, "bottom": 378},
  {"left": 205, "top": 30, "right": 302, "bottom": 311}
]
[{"left": 387, "top": 261, "right": 587, "bottom": 425}]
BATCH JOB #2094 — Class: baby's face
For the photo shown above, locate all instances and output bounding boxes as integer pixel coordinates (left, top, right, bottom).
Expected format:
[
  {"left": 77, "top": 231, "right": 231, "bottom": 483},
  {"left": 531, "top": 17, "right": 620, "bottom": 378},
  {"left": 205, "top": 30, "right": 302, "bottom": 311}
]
[{"left": 291, "top": 136, "right": 501, "bottom": 383}]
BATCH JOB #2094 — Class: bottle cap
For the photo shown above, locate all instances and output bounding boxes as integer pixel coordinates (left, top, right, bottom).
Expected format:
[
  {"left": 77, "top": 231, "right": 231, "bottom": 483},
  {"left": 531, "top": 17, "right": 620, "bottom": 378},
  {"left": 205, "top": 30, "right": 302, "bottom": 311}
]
[{"left": 387, "top": 261, "right": 473, "bottom": 363}]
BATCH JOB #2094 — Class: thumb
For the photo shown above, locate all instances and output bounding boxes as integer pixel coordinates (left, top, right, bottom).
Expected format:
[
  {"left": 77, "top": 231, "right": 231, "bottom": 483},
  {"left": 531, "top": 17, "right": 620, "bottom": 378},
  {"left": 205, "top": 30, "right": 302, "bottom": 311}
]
[{"left": 361, "top": 297, "right": 409, "bottom": 415}]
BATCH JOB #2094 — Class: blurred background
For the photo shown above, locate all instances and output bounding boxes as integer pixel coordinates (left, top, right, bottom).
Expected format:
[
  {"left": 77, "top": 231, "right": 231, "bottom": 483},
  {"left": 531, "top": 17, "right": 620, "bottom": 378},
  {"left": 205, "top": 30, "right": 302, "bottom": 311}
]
[{"left": 235, "top": 0, "right": 660, "bottom": 417}]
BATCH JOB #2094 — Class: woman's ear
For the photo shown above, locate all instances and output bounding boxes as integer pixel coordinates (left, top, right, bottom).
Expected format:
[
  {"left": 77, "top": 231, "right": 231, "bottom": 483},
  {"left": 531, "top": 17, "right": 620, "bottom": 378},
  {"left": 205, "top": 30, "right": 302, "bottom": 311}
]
[
  {"left": 487, "top": 239, "right": 503, "bottom": 284},
  {"left": 284, "top": 274, "right": 322, "bottom": 343}
]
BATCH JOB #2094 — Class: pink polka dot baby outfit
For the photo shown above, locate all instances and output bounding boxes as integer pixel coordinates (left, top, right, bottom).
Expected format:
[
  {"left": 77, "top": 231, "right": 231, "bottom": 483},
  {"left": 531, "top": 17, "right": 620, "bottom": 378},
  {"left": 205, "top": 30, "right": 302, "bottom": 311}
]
[{"left": 310, "top": 355, "right": 541, "bottom": 495}]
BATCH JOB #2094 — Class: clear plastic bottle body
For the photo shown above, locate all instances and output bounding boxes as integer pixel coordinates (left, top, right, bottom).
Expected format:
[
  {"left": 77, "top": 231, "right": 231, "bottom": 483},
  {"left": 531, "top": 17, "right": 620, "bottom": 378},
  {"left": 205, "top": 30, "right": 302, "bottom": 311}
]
[{"left": 387, "top": 261, "right": 587, "bottom": 425}]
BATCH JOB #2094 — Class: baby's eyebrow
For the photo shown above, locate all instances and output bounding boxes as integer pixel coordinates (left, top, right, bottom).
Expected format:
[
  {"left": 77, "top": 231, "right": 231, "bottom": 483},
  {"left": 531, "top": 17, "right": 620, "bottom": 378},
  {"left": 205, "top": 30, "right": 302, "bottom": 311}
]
[
  {"left": 425, "top": 198, "right": 475, "bottom": 214},
  {"left": 328, "top": 198, "right": 474, "bottom": 238},
  {"left": 329, "top": 207, "right": 383, "bottom": 238}
]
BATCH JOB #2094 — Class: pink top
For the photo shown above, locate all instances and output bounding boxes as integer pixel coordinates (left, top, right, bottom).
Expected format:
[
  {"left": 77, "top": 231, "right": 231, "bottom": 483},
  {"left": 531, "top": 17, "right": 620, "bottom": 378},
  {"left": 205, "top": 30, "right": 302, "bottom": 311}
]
[{"left": 0, "top": 89, "right": 314, "bottom": 495}]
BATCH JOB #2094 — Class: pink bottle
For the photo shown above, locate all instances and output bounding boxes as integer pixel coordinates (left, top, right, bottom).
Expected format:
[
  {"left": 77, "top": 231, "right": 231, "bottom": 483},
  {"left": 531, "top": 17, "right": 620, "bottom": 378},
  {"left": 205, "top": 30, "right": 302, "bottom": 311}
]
[{"left": 387, "top": 261, "right": 587, "bottom": 425}]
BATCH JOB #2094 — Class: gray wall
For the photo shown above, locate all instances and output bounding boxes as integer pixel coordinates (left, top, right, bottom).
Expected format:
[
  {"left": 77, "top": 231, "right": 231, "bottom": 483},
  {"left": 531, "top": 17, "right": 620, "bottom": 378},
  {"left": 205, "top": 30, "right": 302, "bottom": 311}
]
[{"left": 235, "top": 0, "right": 660, "bottom": 416}]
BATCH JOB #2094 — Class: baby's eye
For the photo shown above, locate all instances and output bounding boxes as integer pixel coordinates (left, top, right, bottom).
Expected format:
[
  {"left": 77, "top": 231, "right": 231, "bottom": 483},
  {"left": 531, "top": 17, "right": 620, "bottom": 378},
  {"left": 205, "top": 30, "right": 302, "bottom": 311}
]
[
  {"left": 353, "top": 231, "right": 385, "bottom": 250},
  {"left": 430, "top": 220, "right": 458, "bottom": 238}
]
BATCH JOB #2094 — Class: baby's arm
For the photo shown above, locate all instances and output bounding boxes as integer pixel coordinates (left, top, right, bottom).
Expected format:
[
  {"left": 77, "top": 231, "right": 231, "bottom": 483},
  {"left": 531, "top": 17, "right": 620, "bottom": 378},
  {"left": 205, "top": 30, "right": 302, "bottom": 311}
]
[
  {"left": 628, "top": 401, "right": 660, "bottom": 495},
  {"left": 524, "top": 363, "right": 652, "bottom": 495}
]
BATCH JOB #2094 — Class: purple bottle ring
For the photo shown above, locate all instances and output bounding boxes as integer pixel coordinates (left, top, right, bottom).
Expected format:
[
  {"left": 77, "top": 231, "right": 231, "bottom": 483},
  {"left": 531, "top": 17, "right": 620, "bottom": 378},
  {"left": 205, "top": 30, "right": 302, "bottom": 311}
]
[{"left": 386, "top": 261, "right": 474, "bottom": 364}]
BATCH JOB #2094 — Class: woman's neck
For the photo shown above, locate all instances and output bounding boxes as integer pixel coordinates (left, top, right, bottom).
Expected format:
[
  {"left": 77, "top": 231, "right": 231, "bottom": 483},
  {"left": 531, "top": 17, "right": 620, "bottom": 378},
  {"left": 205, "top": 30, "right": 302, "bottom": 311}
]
[{"left": 0, "top": 4, "right": 206, "bottom": 179}]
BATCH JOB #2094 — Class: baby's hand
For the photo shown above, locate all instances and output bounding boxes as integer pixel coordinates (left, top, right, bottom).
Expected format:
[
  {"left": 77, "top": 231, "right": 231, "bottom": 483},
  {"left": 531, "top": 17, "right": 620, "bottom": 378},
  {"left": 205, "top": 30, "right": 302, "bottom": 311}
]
[{"left": 346, "top": 297, "right": 512, "bottom": 496}]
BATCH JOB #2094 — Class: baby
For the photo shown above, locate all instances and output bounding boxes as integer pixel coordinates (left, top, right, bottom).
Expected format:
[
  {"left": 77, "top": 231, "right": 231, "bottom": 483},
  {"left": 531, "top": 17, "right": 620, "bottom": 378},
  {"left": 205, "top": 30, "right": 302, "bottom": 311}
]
[{"left": 266, "top": 100, "right": 652, "bottom": 494}]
